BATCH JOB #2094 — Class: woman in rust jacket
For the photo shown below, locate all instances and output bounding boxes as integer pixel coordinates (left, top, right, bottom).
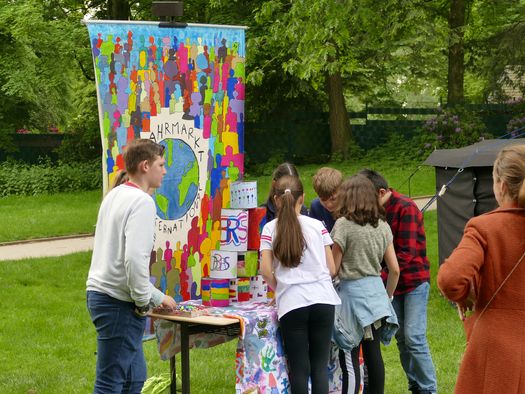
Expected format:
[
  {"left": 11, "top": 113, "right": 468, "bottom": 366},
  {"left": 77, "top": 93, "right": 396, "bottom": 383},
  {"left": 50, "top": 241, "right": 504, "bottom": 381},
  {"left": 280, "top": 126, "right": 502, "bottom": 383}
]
[{"left": 437, "top": 144, "right": 525, "bottom": 393}]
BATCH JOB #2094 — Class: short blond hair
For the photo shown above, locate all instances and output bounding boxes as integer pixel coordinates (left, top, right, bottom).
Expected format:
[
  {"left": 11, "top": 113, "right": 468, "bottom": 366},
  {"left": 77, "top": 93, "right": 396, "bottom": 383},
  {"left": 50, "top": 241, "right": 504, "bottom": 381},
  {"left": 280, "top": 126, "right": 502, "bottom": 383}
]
[{"left": 312, "top": 167, "right": 343, "bottom": 199}]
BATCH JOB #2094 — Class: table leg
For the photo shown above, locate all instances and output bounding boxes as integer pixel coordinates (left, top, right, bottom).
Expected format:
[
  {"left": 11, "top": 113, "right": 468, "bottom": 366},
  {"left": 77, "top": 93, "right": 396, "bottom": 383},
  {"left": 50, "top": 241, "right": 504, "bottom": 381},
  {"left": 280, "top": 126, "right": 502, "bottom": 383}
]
[
  {"left": 181, "top": 324, "right": 190, "bottom": 394},
  {"left": 170, "top": 355, "right": 177, "bottom": 394}
]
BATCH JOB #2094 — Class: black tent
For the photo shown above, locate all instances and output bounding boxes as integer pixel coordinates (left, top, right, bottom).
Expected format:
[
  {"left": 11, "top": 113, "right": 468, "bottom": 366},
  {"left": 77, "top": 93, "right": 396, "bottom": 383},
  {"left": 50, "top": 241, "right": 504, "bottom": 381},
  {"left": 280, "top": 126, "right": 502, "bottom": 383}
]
[{"left": 423, "top": 138, "right": 525, "bottom": 264}]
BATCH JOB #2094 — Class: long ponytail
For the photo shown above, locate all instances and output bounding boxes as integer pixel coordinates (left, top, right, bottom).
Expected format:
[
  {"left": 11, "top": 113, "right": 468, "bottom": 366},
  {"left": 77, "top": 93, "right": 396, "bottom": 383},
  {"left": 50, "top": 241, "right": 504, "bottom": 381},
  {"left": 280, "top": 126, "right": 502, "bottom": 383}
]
[{"left": 273, "top": 175, "right": 305, "bottom": 268}]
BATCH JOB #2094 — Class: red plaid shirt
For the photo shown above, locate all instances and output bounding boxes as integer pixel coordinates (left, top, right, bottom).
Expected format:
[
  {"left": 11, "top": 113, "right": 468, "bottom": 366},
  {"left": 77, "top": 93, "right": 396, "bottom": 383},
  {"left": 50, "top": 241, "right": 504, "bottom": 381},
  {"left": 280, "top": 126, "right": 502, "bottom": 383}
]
[{"left": 381, "top": 189, "right": 430, "bottom": 295}]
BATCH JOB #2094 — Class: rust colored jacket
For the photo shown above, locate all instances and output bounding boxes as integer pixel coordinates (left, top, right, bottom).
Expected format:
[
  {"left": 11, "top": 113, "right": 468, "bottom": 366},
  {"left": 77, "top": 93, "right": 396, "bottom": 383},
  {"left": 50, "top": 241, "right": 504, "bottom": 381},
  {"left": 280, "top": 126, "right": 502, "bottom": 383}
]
[{"left": 438, "top": 208, "right": 525, "bottom": 393}]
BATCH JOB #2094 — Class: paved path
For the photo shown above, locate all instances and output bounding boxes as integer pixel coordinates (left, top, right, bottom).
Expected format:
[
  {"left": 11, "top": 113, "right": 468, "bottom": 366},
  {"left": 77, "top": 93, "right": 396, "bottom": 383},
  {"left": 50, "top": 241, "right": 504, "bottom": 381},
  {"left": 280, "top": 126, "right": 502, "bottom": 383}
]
[
  {"left": 0, "top": 197, "right": 436, "bottom": 261},
  {"left": 0, "top": 235, "right": 94, "bottom": 261}
]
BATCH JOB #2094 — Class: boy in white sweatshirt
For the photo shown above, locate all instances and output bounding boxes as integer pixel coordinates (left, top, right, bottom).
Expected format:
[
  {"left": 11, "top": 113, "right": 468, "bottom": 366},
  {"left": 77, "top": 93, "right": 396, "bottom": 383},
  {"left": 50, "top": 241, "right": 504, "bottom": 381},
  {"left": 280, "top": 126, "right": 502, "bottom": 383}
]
[{"left": 87, "top": 139, "right": 177, "bottom": 393}]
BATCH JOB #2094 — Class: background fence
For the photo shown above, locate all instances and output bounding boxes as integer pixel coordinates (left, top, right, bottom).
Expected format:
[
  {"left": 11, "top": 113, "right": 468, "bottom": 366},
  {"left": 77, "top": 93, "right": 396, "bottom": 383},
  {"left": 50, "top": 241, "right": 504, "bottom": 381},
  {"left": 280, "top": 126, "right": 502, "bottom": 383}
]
[
  {"left": 1, "top": 104, "right": 517, "bottom": 165},
  {"left": 245, "top": 104, "right": 515, "bottom": 163}
]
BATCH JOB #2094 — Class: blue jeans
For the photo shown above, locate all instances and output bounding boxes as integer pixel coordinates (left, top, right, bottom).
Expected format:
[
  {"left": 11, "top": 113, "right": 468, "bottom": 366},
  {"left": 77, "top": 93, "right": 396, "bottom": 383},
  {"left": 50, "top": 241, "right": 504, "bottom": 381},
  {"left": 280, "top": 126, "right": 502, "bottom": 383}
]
[
  {"left": 392, "top": 282, "right": 437, "bottom": 393},
  {"left": 87, "top": 291, "right": 147, "bottom": 394}
]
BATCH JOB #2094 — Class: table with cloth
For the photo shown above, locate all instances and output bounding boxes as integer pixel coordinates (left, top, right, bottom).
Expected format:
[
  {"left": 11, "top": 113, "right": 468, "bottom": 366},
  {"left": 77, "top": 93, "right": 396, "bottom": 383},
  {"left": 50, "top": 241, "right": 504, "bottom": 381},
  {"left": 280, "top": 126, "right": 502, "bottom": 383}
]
[{"left": 153, "top": 301, "right": 345, "bottom": 393}]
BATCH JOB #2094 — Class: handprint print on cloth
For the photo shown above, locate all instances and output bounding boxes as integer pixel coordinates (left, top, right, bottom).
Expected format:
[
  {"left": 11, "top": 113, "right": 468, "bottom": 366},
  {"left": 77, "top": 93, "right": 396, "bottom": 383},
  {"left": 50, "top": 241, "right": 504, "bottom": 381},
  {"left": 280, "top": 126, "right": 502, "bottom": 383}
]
[{"left": 261, "top": 345, "right": 276, "bottom": 372}]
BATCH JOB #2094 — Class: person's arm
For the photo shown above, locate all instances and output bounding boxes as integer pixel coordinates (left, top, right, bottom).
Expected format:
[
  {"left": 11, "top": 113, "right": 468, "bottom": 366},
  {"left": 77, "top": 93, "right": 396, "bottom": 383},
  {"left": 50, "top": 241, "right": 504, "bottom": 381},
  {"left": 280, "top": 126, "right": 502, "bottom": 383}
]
[
  {"left": 260, "top": 249, "right": 277, "bottom": 290},
  {"left": 259, "top": 223, "right": 277, "bottom": 290},
  {"left": 438, "top": 220, "right": 484, "bottom": 308},
  {"left": 329, "top": 219, "right": 345, "bottom": 278},
  {"left": 325, "top": 245, "right": 337, "bottom": 277},
  {"left": 393, "top": 205, "right": 422, "bottom": 265},
  {"left": 150, "top": 285, "right": 177, "bottom": 308},
  {"left": 384, "top": 243, "right": 400, "bottom": 298},
  {"left": 331, "top": 242, "right": 343, "bottom": 277},
  {"left": 124, "top": 198, "right": 160, "bottom": 307}
]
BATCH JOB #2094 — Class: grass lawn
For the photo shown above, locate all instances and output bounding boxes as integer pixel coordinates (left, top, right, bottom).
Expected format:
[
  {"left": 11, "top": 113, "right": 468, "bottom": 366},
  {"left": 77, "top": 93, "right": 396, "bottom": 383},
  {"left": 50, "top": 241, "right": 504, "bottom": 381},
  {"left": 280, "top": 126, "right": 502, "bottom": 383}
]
[
  {"left": 0, "top": 190, "right": 102, "bottom": 243},
  {"left": 0, "top": 162, "right": 435, "bottom": 243},
  {"left": 249, "top": 162, "right": 435, "bottom": 208},
  {"left": 0, "top": 210, "right": 466, "bottom": 393}
]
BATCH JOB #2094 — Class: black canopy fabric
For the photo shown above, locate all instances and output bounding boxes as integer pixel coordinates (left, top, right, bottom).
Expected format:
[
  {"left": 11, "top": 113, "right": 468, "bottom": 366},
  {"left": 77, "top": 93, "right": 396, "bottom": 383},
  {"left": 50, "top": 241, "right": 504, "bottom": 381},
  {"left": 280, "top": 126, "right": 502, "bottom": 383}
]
[
  {"left": 423, "top": 138, "right": 525, "bottom": 264},
  {"left": 424, "top": 138, "right": 525, "bottom": 168}
]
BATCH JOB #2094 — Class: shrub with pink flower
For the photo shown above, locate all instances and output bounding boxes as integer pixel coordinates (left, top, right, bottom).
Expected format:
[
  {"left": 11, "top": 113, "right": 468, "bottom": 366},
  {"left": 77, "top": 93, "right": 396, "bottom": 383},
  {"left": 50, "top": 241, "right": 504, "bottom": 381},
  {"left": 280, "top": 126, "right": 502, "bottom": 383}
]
[{"left": 420, "top": 107, "right": 490, "bottom": 154}]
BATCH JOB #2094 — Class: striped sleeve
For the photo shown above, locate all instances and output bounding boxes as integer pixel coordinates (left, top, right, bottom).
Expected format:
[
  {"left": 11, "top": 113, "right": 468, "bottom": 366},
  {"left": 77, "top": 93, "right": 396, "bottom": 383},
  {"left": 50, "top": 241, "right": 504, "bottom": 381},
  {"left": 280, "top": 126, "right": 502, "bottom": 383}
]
[
  {"left": 321, "top": 224, "right": 333, "bottom": 246},
  {"left": 259, "top": 223, "right": 273, "bottom": 251}
]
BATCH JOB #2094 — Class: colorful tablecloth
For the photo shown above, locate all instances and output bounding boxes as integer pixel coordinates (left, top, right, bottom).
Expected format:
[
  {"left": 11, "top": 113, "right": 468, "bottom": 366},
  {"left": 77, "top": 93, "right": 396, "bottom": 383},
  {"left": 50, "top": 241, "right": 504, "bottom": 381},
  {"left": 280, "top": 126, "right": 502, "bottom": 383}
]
[{"left": 154, "top": 301, "right": 345, "bottom": 393}]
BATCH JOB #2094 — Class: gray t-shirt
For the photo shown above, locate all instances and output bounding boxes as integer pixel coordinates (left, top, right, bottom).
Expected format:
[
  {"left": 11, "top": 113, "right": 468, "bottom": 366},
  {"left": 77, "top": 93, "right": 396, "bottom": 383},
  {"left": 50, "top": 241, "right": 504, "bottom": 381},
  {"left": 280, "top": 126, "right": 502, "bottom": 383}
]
[{"left": 331, "top": 217, "right": 393, "bottom": 280}]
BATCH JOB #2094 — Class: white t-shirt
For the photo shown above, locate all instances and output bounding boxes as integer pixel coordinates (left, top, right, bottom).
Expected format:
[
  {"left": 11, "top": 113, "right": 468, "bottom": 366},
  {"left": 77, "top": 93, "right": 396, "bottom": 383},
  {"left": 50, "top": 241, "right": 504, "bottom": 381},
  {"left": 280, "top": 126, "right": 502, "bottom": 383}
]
[
  {"left": 86, "top": 184, "right": 164, "bottom": 307},
  {"left": 260, "top": 215, "right": 341, "bottom": 319}
]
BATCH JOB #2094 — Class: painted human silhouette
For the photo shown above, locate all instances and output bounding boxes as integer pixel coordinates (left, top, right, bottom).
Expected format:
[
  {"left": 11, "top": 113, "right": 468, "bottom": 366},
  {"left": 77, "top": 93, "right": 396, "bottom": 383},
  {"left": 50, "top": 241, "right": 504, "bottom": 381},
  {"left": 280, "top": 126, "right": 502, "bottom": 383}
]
[{"left": 164, "top": 241, "right": 173, "bottom": 271}]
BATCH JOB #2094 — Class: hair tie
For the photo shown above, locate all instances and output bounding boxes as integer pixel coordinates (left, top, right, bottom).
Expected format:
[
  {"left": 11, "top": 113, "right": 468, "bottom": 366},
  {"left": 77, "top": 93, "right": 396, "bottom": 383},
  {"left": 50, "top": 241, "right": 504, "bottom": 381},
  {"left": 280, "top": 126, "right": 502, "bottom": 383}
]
[{"left": 284, "top": 188, "right": 291, "bottom": 194}]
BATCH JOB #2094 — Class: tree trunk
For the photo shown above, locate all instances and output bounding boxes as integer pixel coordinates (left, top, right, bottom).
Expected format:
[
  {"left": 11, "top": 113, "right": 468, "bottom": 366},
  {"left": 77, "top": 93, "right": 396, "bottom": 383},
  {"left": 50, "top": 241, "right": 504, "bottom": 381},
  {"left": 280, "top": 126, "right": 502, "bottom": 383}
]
[
  {"left": 109, "top": 0, "right": 131, "bottom": 20},
  {"left": 447, "top": 0, "right": 467, "bottom": 105},
  {"left": 326, "top": 71, "right": 352, "bottom": 159}
]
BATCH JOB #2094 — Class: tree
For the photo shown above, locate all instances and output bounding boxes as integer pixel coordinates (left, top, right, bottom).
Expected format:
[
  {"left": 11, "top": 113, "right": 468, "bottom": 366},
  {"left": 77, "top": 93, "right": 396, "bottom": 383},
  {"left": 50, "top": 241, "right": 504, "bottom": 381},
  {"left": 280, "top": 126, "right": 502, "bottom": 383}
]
[
  {"left": 250, "top": 0, "right": 434, "bottom": 158},
  {"left": 420, "top": 0, "right": 525, "bottom": 104},
  {"left": 0, "top": 0, "right": 78, "bottom": 134},
  {"left": 447, "top": 0, "right": 470, "bottom": 104},
  {"left": 467, "top": 0, "right": 525, "bottom": 101}
]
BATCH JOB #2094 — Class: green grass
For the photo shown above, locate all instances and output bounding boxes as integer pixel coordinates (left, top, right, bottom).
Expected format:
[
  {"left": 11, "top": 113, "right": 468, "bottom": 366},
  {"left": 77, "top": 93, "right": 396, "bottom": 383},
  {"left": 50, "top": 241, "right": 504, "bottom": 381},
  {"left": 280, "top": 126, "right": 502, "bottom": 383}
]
[
  {"left": 248, "top": 162, "right": 435, "bottom": 208},
  {"left": 0, "top": 190, "right": 102, "bottom": 243},
  {"left": 0, "top": 162, "right": 434, "bottom": 243},
  {"left": 0, "top": 252, "right": 238, "bottom": 394},
  {"left": 0, "top": 211, "right": 465, "bottom": 394}
]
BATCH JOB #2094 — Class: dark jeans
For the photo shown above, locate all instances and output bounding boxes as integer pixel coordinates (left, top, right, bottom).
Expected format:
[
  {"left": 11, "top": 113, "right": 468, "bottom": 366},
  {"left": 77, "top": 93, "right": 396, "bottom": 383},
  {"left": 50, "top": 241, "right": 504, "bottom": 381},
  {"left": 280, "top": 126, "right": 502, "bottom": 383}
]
[
  {"left": 87, "top": 291, "right": 147, "bottom": 394},
  {"left": 280, "top": 304, "right": 335, "bottom": 394}
]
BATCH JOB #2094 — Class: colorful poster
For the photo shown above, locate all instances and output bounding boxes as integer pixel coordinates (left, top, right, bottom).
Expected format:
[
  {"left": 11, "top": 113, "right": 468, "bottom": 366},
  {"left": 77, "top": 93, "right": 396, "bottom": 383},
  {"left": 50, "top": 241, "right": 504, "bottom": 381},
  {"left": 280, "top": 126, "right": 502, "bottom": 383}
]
[{"left": 86, "top": 20, "right": 246, "bottom": 301}]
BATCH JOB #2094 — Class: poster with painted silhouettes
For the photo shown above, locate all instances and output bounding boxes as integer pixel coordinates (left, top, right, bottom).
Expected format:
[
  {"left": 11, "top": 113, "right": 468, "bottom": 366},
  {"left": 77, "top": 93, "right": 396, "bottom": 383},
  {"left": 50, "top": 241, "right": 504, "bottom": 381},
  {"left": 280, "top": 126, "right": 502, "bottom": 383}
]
[{"left": 86, "top": 20, "right": 246, "bottom": 301}]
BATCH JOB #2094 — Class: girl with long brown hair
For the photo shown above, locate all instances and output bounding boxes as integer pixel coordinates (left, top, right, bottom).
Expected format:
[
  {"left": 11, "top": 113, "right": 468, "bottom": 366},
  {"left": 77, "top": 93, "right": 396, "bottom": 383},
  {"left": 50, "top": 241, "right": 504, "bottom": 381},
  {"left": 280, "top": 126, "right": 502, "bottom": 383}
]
[
  {"left": 331, "top": 175, "right": 400, "bottom": 394},
  {"left": 260, "top": 175, "right": 340, "bottom": 394}
]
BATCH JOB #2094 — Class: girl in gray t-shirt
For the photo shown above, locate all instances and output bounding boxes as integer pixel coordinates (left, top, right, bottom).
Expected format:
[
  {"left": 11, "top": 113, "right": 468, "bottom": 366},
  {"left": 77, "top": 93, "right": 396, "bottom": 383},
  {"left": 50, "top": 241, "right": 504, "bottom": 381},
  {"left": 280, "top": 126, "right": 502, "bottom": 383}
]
[{"left": 331, "top": 175, "right": 400, "bottom": 394}]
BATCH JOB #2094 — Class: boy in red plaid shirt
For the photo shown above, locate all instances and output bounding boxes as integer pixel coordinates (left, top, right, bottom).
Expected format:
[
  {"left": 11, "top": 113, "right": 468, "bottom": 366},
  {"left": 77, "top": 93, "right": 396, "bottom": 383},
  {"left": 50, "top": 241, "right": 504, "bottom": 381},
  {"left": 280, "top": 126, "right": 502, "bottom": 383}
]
[{"left": 359, "top": 169, "right": 437, "bottom": 394}]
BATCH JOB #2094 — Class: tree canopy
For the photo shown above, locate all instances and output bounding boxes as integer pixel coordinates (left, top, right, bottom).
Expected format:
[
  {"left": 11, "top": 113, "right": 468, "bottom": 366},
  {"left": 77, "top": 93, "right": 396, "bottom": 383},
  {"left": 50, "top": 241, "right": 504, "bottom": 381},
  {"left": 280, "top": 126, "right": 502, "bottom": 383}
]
[{"left": 0, "top": 0, "right": 524, "bottom": 158}]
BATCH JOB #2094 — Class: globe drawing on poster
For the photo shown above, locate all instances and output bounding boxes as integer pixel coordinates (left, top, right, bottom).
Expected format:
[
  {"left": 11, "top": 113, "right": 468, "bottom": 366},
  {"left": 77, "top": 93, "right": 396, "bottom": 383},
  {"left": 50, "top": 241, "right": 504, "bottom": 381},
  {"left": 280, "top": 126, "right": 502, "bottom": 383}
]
[{"left": 154, "top": 138, "right": 199, "bottom": 220}]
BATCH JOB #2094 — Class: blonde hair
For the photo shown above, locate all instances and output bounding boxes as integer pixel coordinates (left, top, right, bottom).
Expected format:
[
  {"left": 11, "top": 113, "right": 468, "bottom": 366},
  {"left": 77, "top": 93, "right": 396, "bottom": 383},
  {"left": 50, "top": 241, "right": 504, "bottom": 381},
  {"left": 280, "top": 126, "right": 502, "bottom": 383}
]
[
  {"left": 493, "top": 144, "right": 525, "bottom": 208},
  {"left": 312, "top": 167, "right": 343, "bottom": 199},
  {"left": 273, "top": 175, "right": 305, "bottom": 268}
]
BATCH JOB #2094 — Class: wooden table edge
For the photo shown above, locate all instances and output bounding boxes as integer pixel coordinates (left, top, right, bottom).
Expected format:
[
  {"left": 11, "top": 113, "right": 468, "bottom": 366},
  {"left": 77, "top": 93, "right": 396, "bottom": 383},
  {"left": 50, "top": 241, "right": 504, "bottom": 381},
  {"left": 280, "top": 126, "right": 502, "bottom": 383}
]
[{"left": 148, "top": 312, "right": 240, "bottom": 326}]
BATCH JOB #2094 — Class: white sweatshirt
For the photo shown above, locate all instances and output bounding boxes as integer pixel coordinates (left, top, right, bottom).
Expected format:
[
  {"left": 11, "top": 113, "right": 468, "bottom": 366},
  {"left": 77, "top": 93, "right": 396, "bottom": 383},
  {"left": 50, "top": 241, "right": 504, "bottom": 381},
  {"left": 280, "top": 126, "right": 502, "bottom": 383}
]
[{"left": 86, "top": 184, "right": 164, "bottom": 307}]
